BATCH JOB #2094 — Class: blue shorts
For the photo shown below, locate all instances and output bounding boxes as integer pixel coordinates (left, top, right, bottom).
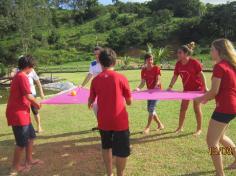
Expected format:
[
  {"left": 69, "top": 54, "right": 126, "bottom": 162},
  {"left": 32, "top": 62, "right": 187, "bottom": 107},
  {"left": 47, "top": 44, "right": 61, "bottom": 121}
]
[
  {"left": 12, "top": 123, "right": 36, "bottom": 147},
  {"left": 147, "top": 100, "right": 158, "bottom": 115}
]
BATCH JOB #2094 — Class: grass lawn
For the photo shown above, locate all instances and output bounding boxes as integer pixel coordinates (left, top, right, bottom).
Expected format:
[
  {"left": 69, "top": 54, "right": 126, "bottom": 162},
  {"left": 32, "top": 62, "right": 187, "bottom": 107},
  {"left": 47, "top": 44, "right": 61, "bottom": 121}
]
[{"left": 0, "top": 70, "right": 236, "bottom": 176}]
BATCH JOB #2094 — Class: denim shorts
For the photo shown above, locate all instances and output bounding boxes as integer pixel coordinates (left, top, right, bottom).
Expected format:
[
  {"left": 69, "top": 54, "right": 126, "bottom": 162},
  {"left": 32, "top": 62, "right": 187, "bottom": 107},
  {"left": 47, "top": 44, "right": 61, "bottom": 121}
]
[
  {"left": 147, "top": 100, "right": 158, "bottom": 115},
  {"left": 12, "top": 123, "right": 36, "bottom": 147}
]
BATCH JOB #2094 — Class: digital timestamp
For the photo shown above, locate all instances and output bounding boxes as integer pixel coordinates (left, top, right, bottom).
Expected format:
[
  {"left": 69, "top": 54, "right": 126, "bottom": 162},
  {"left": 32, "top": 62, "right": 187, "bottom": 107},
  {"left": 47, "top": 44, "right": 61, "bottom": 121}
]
[{"left": 209, "top": 147, "right": 236, "bottom": 155}]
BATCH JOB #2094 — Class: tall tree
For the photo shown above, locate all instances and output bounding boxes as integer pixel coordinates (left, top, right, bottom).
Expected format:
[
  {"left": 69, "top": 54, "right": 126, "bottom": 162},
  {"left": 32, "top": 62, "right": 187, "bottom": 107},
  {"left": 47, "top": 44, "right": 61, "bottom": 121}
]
[{"left": 11, "top": 0, "right": 51, "bottom": 53}]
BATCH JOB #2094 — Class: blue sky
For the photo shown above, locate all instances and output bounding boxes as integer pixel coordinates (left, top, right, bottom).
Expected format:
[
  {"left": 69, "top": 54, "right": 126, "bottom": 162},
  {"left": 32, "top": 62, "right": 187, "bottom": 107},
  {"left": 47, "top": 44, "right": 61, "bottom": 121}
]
[{"left": 100, "top": 0, "right": 232, "bottom": 5}]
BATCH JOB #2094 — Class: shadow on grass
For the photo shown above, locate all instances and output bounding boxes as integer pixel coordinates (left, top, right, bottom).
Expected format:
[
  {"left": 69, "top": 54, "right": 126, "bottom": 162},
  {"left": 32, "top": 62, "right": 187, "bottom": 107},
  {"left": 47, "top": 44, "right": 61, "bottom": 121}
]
[
  {"left": 176, "top": 170, "right": 215, "bottom": 176},
  {"left": 0, "top": 139, "right": 105, "bottom": 176},
  {"left": 37, "top": 130, "right": 94, "bottom": 139},
  {"left": 0, "top": 133, "right": 12, "bottom": 137},
  {"left": 131, "top": 131, "right": 192, "bottom": 144}
]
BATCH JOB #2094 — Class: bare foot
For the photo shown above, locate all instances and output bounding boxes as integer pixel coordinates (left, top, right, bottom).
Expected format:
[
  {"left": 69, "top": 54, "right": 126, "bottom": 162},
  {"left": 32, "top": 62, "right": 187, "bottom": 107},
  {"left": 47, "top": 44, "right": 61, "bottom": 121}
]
[
  {"left": 157, "top": 124, "right": 165, "bottom": 131},
  {"left": 175, "top": 128, "right": 183, "bottom": 134},
  {"left": 27, "top": 159, "right": 44, "bottom": 167},
  {"left": 193, "top": 130, "right": 202, "bottom": 136},
  {"left": 10, "top": 165, "right": 31, "bottom": 175},
  {"left": 143, "top": 128, "right": 150, "bottom": 135},
  {"left": 37, "top": 127, "right": 43, "bottom": 133},
  {"left": 227, "top": 161, "right": 236, "bottom": 170}
]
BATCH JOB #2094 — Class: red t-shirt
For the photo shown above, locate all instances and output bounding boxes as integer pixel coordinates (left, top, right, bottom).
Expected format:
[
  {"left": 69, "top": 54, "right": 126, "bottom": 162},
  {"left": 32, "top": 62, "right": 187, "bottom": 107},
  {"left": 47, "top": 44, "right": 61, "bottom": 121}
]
[
  {"left": 213, "top": 60, "right": 236, "bottom": 114},
  {"left": 174, "top": 58, "right": 203, "bottom": 91},
  {"left": 141, "top": 65, "right": 161, "bottom": 89},
  {"left": 6, "top": 72, "right": 32, "bottom": 126},
  {"left": 89, "top": 70, "right": 131, "bottom": 131}
]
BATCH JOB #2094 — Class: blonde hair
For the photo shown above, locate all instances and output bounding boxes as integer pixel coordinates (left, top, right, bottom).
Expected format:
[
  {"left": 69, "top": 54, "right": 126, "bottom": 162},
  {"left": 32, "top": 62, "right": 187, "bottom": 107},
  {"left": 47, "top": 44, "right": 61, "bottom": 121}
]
[
  {"left": 212, "top": 38, "right": 236, "bottom": 69},
  {"left": 179, "top": 41, "right": 196, "bottom": 55}
]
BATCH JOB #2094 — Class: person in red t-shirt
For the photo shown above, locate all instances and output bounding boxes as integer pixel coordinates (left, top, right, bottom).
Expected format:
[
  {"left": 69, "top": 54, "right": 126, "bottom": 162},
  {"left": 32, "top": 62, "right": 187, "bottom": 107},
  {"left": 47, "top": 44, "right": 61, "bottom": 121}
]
[
  {"left": 135, "top": 53, "right": 164, "bottom": 134},
  {"left": 88, "top": 48, "right": 132, "bottom": 176},
  {"left": 6, "top": 56, "right": 43, "bottom": 173},
  {"left": 167, "top": 42, "right": 207, "bottom": 136},
  {"left": 195, "top": 39, "right": 236, "bottom": 176}
]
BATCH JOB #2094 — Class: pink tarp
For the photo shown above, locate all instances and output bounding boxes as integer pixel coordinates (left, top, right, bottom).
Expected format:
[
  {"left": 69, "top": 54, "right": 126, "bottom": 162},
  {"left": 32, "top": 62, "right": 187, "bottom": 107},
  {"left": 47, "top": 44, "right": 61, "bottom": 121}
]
[{"left": 41, "top": 88, "right": 204, "bottom": 105}]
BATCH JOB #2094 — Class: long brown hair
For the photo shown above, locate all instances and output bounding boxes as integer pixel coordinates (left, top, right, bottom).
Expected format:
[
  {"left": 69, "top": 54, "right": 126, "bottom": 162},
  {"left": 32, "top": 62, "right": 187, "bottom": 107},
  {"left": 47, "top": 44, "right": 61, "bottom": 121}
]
[{"left": 212, "top": 38, "right": 236, "bottom": 69}]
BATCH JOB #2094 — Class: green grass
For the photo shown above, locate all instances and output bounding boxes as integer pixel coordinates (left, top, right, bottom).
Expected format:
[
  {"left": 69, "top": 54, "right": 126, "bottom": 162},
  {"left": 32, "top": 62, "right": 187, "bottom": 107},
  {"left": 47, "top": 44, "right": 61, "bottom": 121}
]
[{"left": 1, "top": 70, "right": 236, "bottom": 176}]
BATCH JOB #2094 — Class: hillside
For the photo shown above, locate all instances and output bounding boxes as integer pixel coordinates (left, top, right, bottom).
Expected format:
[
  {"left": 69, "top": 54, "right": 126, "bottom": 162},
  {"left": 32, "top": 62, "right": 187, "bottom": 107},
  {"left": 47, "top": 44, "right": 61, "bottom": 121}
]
[{"left": 0, "top": 0, "right": 235, "bottom": 69}]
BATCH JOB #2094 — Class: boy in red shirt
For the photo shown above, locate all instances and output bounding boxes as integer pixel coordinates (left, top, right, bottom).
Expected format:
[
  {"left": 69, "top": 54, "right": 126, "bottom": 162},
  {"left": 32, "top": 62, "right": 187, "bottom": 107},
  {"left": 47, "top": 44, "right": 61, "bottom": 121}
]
[
  {"left": 135, "top": 53, "right": 164, "bottom": 134},
  {"left": 88, "top": 48, "right": 132, "bottom": 176},
  {"left": 6, "top": 56, "right": 42, "bottom": 173}
]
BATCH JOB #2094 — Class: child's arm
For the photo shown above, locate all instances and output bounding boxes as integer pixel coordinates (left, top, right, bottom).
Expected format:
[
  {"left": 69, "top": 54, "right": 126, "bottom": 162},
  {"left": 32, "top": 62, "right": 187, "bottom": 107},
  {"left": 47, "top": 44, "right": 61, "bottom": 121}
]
[
  {"left": 79, "top": 73, "right": 93, "bottom": 88},
  {"left": 167, "top": 75, "right": 178, "bottom": 90},
  {"left": 26, "top": 94, "right": 41, "bottom": 109},
  {"left": 88, "top": 80, "right": 96, "bottom": 109},
  {"left": 195, "top": 77, "right": 221, "bottom": 103},
  {"left": 125, "top": 97, "right": 132, "bottom": 106},
  {"left": 198, "top": 71, "right": 208, "bottom": 92},
  {"left": 135, "top": 79, "right": 145, "bottom": 91},
  {"left": 35, "top": 80, "right": 45, "bottom": 99},
  {"left": 88, "top": 97, "right": 95, "bottom": 109},
  {"left": 155, "top": 75, "right": 161, "bottom": 88}
]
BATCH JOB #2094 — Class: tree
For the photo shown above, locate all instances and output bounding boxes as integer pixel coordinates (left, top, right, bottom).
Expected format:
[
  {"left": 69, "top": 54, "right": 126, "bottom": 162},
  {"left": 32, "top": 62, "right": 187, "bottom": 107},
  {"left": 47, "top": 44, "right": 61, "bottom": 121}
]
[
  {"left": 9, "top": 0, "right": 51, "bottom": 53},
  {"left": 48, "top": 30, "right": 60, "bottom": 44},
  {"left": 106, "top": 30, "right": 124, "bottom": 51},
  {"left": 148, "top": 0, "right": 205, "bottom": 17},
  {"left": 153, "top": 9, "right": 174, "bottom": 23},
  {"left": 124, "top": 27, "right": 143, "bottom": 46}
]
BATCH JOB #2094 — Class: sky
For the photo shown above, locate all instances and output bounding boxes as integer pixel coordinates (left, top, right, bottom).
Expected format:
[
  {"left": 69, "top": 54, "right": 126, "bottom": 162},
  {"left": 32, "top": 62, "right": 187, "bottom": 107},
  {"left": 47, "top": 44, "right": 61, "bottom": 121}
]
[{"left": 100, "top": 0, "right": 232, "bottom": 5}]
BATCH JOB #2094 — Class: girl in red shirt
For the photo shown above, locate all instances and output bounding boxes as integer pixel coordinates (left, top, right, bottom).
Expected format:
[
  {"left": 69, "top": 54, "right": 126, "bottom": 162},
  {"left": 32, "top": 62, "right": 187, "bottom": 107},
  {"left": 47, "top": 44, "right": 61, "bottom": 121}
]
[
  {"left": 168, "top": 42, "right": 207, "bottom": 136},
  {"left": 135, "top": 53, "right": 164, "bottom": 134},
  {"left": 195, "top": 39, "right": 236, "bottom": 176}
]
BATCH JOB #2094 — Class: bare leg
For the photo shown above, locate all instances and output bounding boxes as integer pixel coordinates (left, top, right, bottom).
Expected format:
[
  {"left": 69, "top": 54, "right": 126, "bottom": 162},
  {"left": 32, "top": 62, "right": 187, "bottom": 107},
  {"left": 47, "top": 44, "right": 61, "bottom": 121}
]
[
  {"left": 12, "top": 146, "right": 25, "bottom": 172},
  {"left": 116, "top": 156, "right": 127, "bottom": 176},
  {"left": 34, "top": 114, "right": 43, "bottom": 133},
  {"left": 176, "top": 100, "right": 189, "bottom": 133},
  {"left": 193, "top": 101, "right": 202, "bottom": 136},
  {"left": 220, "top": 135, "right": 236, "bottom": 169},
  {"left": 143, "top": 114, "right": 153, "bottom": 134},
  {"left": 102, "top": 149, "right": 113, "bottom": 176},
  {"left": 25, "top": 139, "right": 43, "bottom": 167},
  {"left": 207, "top": 119, "right": 228, "bottom": 176},
  {"left": 153, "top": 114, "right": 164, "bottom": 130}
]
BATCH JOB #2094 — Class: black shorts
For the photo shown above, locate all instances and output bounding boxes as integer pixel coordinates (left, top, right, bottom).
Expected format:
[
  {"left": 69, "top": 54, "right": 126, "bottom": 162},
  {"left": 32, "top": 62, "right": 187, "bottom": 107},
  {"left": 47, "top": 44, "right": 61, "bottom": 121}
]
[
  {"left": 12, "top": 123, "right": 36, "bottom": 147},
  {"left": 99, "top": 130, "right": 130, "bottom": 158},
  {"left": 211, "top": 112, "right": 236, "bottom": 124},
  {"left": 31, "top": 105, "right": 39, "bottom": 115}
]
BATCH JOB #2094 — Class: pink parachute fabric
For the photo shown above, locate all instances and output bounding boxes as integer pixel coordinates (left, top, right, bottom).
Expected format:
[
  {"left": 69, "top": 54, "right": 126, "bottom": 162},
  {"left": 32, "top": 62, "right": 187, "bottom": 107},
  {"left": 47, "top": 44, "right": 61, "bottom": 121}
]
[{"left": 41, "top": 88, "right": 203, "bottom": 105}]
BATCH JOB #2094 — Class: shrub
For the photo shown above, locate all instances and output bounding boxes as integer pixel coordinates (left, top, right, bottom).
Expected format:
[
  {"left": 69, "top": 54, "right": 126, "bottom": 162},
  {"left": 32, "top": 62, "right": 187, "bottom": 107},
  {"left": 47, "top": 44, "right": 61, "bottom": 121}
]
[
  {"left": 117, "top": 15, "right": 134, "bottom": 26},
  {"left": 0, "top": 63, "right": 6, "bottom": 77},
  {"left": 33, "top": 32, "right": 43, "bottom": 41},
  {"left": 48, "top": 31, "right": 60, "bottom": 45},
  {"left": 110, "top": 11, "right": 119, "bottom": 20}
]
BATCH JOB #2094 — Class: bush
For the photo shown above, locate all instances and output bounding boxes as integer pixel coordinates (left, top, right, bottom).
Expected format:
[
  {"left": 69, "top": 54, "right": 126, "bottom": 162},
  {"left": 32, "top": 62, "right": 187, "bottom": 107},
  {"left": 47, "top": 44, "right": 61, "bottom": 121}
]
[
  {"left": 110, "top": 11, "right": 119, "bottom": 20},
  {"left": 33, "top": 32, "right": 43, "bottom": 41},
  {"left": 117, "top": 15, "right": 134, "bottom": 26},
  {"left": 48, "top": 31, "right": 60, "bottom": 45},
  {"left": 0, "top": 63, "right": 6, "bottom": 77},
  {"left": 94, "top": 20, "right": 107, "bottom": 33},
  {"left": 154, "top": 9, "right": 174, "bottom": 23}
]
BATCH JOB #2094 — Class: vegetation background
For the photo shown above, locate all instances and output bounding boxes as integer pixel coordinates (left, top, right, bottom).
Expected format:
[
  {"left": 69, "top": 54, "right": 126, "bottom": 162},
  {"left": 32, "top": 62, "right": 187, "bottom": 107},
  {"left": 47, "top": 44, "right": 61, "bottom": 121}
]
[{"left": 0, "top": 0, "right": 236, "bottom": 75}]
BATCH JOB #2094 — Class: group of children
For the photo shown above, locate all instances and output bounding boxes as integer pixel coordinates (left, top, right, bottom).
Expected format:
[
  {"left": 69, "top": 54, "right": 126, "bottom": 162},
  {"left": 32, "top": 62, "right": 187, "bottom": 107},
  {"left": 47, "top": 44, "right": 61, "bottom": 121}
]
[{"left": 6, "top": 38, "right": 236, "bottom": 176}]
